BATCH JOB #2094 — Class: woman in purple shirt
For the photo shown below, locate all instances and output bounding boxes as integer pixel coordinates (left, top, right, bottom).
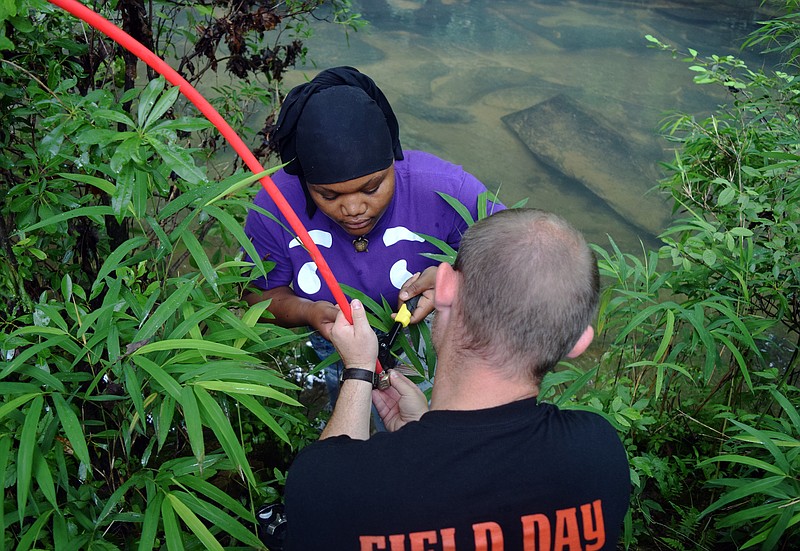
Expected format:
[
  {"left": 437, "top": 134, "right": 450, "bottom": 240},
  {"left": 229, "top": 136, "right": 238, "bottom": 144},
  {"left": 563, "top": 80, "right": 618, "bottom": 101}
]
[{"left": 244, "top": 67, "right": 501, "bottom": 404}]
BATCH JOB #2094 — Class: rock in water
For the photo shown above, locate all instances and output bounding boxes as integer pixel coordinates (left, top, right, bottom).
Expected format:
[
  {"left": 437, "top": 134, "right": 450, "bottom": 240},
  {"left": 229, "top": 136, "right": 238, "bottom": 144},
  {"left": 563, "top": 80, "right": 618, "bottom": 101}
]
[{"left": 502, "top": 94, "right": 670, "bottom": 237}]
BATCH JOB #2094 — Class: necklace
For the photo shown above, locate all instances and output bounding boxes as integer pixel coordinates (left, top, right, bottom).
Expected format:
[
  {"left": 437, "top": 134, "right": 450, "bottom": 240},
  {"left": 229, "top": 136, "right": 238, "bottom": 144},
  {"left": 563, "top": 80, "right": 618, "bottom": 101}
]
[{"left": 353, "top": 236, "right": 369, "bottom": 253}]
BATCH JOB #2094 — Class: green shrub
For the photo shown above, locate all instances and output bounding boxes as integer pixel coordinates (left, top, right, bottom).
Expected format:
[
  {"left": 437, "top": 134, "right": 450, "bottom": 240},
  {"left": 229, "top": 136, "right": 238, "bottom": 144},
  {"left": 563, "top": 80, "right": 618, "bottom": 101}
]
[{"left": 1, "top": 1, "right": 363, "bottom": 548}]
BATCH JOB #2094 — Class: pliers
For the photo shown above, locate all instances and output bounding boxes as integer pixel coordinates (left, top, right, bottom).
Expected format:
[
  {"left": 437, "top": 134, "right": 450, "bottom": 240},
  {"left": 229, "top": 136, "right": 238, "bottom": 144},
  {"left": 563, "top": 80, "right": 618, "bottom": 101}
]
[{"left": 376, "top": 295, "right": 421, "bottom": 380}]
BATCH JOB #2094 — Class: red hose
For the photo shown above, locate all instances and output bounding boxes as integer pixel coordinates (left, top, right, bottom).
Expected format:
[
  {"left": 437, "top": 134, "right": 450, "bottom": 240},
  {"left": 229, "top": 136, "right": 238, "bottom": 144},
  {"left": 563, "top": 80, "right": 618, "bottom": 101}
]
[{"left": 46, "top": 0, "right": 369, "bottom": 336}]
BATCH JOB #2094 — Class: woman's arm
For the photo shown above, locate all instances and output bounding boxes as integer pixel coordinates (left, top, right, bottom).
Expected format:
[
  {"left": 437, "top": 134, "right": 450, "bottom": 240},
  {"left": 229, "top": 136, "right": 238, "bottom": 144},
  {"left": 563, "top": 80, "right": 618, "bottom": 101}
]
[{"left": 245, "top": 286, "right": 339, "bottom": 340}]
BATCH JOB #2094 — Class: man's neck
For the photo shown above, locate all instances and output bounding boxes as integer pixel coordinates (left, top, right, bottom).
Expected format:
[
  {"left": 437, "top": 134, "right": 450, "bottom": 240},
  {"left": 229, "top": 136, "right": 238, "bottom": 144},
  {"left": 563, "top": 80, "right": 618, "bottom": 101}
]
[{"left": 429, "top": 355, "right": 539, "bottom": 412}]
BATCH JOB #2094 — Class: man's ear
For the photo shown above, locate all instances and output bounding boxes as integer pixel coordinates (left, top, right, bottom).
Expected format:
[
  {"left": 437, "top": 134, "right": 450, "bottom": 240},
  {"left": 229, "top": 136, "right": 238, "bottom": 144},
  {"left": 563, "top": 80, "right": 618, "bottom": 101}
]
[
  {"left": 566, "top": 325, "right": 594, "bottom": 359},
  {"left": 434, "top": 262, "right": 458, "bottom": 310}
]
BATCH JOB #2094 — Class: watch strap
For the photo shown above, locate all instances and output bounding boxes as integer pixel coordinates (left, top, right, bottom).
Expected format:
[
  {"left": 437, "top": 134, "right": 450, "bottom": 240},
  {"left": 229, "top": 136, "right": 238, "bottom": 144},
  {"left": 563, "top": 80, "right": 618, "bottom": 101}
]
[{"left": 340, "top": 368, "right": 377, "bottom": 386}]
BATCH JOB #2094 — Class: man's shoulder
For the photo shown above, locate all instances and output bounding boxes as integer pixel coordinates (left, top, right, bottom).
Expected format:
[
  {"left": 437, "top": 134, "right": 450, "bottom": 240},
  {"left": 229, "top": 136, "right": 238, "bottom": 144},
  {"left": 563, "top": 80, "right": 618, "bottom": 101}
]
[{"left": 541, "top": 402, "right": 621, "bottom": 436}]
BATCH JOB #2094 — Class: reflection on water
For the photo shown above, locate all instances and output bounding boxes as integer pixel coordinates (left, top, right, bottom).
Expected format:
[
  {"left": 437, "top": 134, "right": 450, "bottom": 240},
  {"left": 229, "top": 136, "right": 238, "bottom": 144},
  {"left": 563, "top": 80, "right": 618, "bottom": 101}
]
[{"left": 281, "top": 0, "right": 769, "bottom": 251}]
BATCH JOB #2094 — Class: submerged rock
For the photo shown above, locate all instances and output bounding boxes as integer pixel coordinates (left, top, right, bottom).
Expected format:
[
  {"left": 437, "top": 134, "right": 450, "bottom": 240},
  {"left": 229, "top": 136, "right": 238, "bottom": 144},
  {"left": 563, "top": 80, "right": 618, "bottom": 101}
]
[{"left": 502, "top": 93, "right": 671, "bottom": 236}]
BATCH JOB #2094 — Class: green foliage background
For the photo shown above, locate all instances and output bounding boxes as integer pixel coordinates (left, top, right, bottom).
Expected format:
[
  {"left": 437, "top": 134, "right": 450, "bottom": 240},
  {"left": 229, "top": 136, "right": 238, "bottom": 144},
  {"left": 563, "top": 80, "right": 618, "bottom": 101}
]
[
  {"left": 1, "top": 0, "right": 800, "bottom": 549},
  {"left": 1, "top": 0, "right": 361, "bottom": 548}
]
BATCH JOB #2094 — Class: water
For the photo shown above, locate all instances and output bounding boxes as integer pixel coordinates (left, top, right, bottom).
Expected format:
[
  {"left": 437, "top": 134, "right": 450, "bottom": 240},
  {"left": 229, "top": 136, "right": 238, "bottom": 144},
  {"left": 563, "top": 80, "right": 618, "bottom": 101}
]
[{"left": 277, "top": 0, "right": 772, "bottom": 251}]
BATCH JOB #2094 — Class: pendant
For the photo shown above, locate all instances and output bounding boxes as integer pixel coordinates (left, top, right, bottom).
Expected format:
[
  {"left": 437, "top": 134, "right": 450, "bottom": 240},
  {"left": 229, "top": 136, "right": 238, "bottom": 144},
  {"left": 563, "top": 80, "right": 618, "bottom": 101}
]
[{"left": 353, "top": 236, "right": 369, "bottom": 253}]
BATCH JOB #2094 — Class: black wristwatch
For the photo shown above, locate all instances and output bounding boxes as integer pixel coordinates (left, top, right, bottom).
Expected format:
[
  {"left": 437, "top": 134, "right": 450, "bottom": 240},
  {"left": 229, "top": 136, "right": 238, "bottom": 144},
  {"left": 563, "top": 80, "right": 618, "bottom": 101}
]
[{"left": 340, "top": 368, "right": 378, "bottom": 387}]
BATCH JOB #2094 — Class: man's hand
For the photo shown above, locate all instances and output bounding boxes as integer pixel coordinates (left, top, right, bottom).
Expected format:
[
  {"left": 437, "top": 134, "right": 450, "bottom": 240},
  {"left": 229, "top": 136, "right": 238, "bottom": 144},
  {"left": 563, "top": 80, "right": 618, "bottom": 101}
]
[
  {"left": 321, "top": 299, "right": 378, "bottom": 440},
  {"left": 372, "top": 370, "right": 429, "bottom": 432},
  {"left": 329, "top": 299, "right": 378, "bottom": 370},
  {"left": 397, "top": 266, "right": 437, "bottom": 324}
]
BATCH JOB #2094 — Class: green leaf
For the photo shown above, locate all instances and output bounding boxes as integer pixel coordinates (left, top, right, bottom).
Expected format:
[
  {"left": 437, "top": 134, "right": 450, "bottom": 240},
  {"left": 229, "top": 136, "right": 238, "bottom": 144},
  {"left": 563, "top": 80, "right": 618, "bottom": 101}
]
[
  {"left": 157, "top": 395, "right": 176, "bottom": 451},
  {"left": 17, "top": 395, "right": 43, "bottom": 523},
  {"left": 173, "top": 476, "right": 252, "bottom": 520},
  {"left": 554, "top": 366, "right": 599, "bottom": 406},
  {"left": 203, "top": 168, "right": 278, "bottom": 206},
  {"left": 92, "top": 108, "right": 136, "bottom": 128},
  {"left": 57, "top": 173, "right": 116, "bottom": 196},
  {"left": 714, "top": 333, "right": 753, "bottom": 391},
  {"left": 137, "top": 77, "right": 166, "bottom": 126},
  {"left": 701, "top": 477, "right": 785, "bottom": 520},
  {"left": 33, "top": 447, "right": 58, "bottom": 508},
  {"left": 156, "top": 143, "right": 207, "bottom": 185},
  {"left": 203, "top": 204, "right": 268, "bottom": 280},
  {"left": 193, "top": 385, "right": 256, "bottom": 486},
  {"left": 729, "top": 419, "right": 790, "bottom": 473},
  {"left": 231, "top": 393, "right": 291, "bottom": 445},
  {"left": 717, "top": 186, "right": 736, "bottom": 206},
  {"left": 22, "top": 205, "right": 115, "bottom": 233},
  {"left": 181, "top": 231, "right": 219, "bottom": 296},
  {"left": 770, "top": 389, "right": 800, "bottom": 435},
  {"left": 161, "top": 495, "right": 185, "bottom": 551},
  {"left": 92, "top": 236, "right": 149, "bottom": 296},
  {"left": 132, "top": 356, "right": 183, "bottom": 401},
  {"left": 699, "top": 454, "right": 786, "bottom": 476},
  {"left": 165, "top": 492, "right": 224, "bottom": 551},
  {"left": 416, "top": 232, "right": 457, "bottom": 261},
  {"left": 477, "top": 190, "right": 494, "bottom": 220},
  {"left": 96, "top": 475, "right": 138, "bottom": 525},
  {"left": 0, "top": 436, "right": 10, "bottom": 551},
  {"left": 51, "top": 393, "right": 91, "bottom": 467},
  {"left": 146, "top": 215, "right": 173, "bottom": 257},
  {"left": 165, "top": 303, "right": 222, "bottom": 341},
  {"left": 0, "top": 392, "right": 41, "bottom": 422},
  {"left": 728, "top": 227, "right": 754, "bottom": 237},
  {"left": 124, "top": 364, "right": 147, "bottom": 435},
  {"left": 195, "top": 381, "right": 302, "bottom": 406},
  {"left": 144, "top": 84, "right": 180, "bottom": 130},
  {"left": 149, "top": 117, "right": 213, "bottom": 133},
  {"left": 138, "top": 492, "right": 164, "bottom": 551},
  {"left": 133, "top": 281, "right": 196, "bottom": 343},
  {"left": 15, "top": 508, "right": 54, "bottom": 551},
  {"left": 436, "top": 191, "right": 474, "bottom": 225},
  {"left": 132, "top": 167, "right": 150, "bottom": 218},
  {"left": 133, "top": 339, "right": 252, "bottom": 359},
  {"left": 180, "top": 386, "right": 205, "bottom": 467},
  {"left": 170, "top": 490, "right": 262, "bottom": 548}
]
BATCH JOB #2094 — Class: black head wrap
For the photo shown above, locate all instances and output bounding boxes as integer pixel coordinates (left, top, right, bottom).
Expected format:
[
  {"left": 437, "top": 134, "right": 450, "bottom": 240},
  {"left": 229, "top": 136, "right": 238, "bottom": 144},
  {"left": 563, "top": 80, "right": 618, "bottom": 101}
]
[{"left": 271, "top": 66, "right": 404, "bottom": 217}]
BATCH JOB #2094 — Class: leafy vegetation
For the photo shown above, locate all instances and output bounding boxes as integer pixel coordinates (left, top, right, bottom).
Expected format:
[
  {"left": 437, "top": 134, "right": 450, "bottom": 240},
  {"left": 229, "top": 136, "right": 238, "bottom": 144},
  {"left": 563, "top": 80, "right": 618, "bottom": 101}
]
[
  {"left": 541, "top": 3, "right": 800, "bottom": 548},
  {"left": 1, "top": 0, "right": 361, "bottom": 548}
]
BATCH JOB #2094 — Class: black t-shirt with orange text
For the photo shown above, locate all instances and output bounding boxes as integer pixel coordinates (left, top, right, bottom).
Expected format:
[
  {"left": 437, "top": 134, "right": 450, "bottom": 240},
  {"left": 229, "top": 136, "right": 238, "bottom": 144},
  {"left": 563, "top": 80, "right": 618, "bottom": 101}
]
[{"left": 284, "top": 397, "right": 630, "bottom": 551}]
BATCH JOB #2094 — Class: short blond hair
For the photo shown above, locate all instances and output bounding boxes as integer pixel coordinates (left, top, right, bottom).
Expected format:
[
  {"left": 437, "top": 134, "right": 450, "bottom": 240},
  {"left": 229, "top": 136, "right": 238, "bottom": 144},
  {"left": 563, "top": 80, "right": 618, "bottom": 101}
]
[{"left": 452, "top": 209, "right": 599, "bottom": 383}]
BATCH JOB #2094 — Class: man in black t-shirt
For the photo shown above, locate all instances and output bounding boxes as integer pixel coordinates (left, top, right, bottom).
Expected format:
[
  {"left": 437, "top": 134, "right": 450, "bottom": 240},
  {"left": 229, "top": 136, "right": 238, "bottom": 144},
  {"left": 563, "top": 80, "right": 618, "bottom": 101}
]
[{"left": 283, "top": 208, "right": 630, "bottom": 551}]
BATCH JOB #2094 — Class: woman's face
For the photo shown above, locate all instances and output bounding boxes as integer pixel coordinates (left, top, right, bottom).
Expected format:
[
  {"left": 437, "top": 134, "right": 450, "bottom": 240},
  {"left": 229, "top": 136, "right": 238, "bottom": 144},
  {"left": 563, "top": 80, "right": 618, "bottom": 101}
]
[{"left": 308, "top": 164, "right": 395, "bottom": 237}]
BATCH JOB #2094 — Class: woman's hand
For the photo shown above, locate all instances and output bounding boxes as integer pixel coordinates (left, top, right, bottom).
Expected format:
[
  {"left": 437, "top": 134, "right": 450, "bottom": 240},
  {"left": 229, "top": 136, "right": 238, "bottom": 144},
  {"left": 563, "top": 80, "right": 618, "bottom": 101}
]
[
  {"left": 306, "top": 300, "right": 340, "bottom": 341},
  {"left": 397, "top": 266, "right": 438, "bottom": 324}
]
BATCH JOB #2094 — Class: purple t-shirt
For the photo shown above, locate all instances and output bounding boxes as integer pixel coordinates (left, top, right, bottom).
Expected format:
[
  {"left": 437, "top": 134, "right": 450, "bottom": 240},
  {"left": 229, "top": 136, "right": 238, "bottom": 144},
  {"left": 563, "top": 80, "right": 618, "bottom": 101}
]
[{"left": 244, "top": 150, "right": 501, "bottom": 306}]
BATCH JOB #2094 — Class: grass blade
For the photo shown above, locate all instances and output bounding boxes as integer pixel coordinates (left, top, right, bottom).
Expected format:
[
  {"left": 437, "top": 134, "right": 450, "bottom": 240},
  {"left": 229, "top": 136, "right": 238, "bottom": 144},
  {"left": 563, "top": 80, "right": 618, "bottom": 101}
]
[
  {"left": 166, "top": 492, "right": 224, "bottom": 551},
  {"left": 133, "top": 281, "right": 196, "bottom": 342},
  {"left": 50, "top": 393, "right": 91, "bottom": 468},
  {"left": 180, "top": 386, "right": 205, "bottom": 467},
  {"left": 181, "top": 231, "right": 219, "bottom": 297},
  {"left": 17, "top": 395, "right": 43, "bottom": 523},
  {"left": 232, "top": 393, "right": 291, "bottom": 446},
  {"left": 161, "top": 494, "right": 185, "bottom": 551},
  {"left": 138, "top": 491, "right": 164, "bottom": 551},
  {"left": 132, "top": 339, "right": 251, "bottom": 359},
  {"left": 195, "top": 381, "right": 301, "bottom": 407},
  {"left": 193, "top": 385, "right": 256, "bottom": 486}
]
